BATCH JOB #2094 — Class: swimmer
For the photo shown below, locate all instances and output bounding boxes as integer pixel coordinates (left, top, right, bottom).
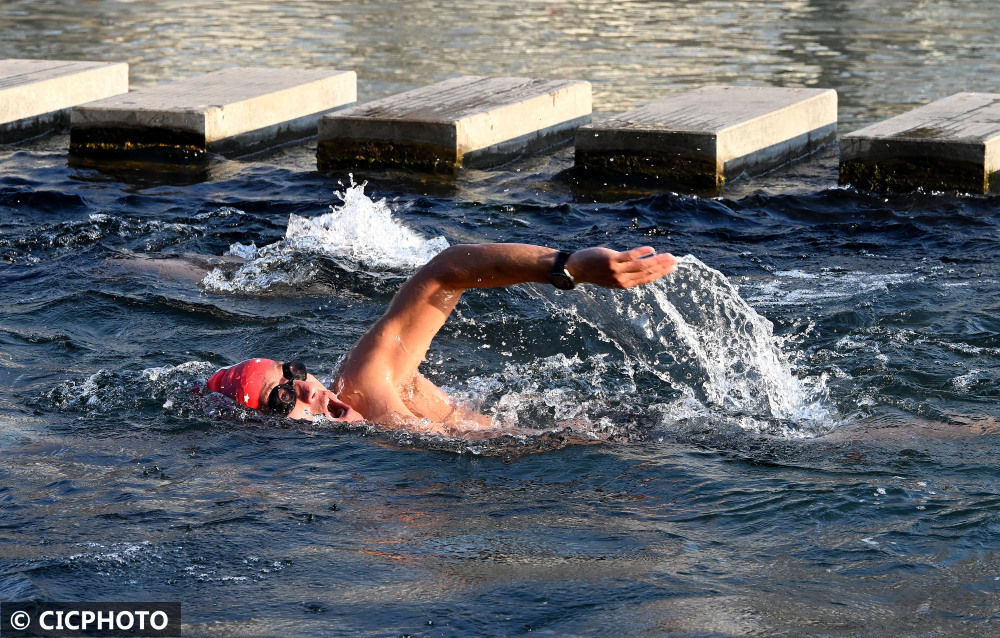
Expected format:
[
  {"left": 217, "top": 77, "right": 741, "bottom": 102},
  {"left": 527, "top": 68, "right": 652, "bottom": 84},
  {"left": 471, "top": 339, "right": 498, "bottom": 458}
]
[{"left": 206, "top": 243, "right": 678, "bottom": 434}]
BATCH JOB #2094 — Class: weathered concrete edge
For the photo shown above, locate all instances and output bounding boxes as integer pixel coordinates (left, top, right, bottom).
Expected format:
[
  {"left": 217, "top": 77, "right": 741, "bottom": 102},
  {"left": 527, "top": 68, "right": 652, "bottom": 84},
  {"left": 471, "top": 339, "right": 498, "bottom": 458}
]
[
  {"left": 0, "top": 110, "right": 70, "bottom": 144},
  {"left": 317, "top": 80, "right": 591, "bottom": 171},
  {"left": 317, "top": 114, "right": 591, "bottom": 172},
  {"left": 462, "top": 114, "right": 592, "bottom": 168},
  {"left": 840, "top": 130, "right": 987, "bottom": 164},
  {"left": 213, "top": 108, "right": 350, "bottom": 157},
  {"left": 72, "top": 105, "right": 208, "bottom": 138},
  {"left": 203, "top": 71, "right": 357, "bottom": 142},
  {"left": 317, "top": 138, "right": 460, "bottom": 173},
  {"left": 318, "top": 117, "right": 459, "bottom": 150},
  {"left": 838, "top": 134, "right": 993, "bottom": 193},
  {"left": 317, "top": 118, "right": 460, "bottom": 172},
  {"left": 840, "top": 92, "right": 1000, "bottom": 140},
  {"left": 717, "top": 89, "right": 838, "bottom": 163},
  {"left": 1, "top": 62, "right": 129, "bottom": 143},
  {"left": 455, "top": 80, "right": 592, "bottom": 153},
  {"left": 71, "top": 104, "right": 354, "bottom": 161},
  {"left": 71, "top": 69, "right": 356, "bottom": 147},
  {"left": 0, "top": 61, "right": 129, "bottom": 122},
  {"left": 723, "top": 122, "right": 837, "bottom": 181},
  {"left": 575, "top": 124, "right": 836, "bottom": 189},
  {"left": 574, "top": 127, "right": 719, "bottom": 186},
  {"left": 574, "top": 124, "right": 716, "bottom": 153},
  {"left": 71, "top": 72, "right": 356, "bottom": 160}
]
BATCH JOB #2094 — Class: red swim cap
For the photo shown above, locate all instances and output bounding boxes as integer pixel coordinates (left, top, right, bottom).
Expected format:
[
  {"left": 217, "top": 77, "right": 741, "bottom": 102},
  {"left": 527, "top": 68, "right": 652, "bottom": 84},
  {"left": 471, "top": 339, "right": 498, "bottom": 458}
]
[{"left": 207, "top": 358, "right": 276, "bottom": 410}]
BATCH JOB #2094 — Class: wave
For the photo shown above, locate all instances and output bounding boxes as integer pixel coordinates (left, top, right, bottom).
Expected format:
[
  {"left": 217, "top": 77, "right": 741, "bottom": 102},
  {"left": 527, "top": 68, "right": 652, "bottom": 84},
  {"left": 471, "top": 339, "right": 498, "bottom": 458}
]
[{"left": 201, "top": 179, "right": 448, "bottom": 293}]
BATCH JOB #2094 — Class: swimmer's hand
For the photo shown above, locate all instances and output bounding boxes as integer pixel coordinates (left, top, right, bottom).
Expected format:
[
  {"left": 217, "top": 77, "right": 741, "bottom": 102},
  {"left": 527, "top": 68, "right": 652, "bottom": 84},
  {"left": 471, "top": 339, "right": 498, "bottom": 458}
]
[{"left": 567, "top": 246, "right": 677, "bottom": 289}]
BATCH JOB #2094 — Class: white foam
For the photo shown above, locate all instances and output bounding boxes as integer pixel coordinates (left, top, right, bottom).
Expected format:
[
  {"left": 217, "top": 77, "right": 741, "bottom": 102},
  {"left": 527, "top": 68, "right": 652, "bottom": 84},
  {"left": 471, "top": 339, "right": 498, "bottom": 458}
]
[
  {"left": 225, "top": 241, "right": 259, "bottom": 260},
  {"left": 283, "top": 180, "right": 448, "bottom": 270},
  {"left": 201, "top": 179, "right": 448, "bottom": 293},
  {"left": 46, "top": 361, "right": 216, "bottom": 413},
  {"left": 630, "top": 257, "right": 832, "bottom": 427},
  {"left": 492, "top": 255, "right": 838, "bottom": 437}
]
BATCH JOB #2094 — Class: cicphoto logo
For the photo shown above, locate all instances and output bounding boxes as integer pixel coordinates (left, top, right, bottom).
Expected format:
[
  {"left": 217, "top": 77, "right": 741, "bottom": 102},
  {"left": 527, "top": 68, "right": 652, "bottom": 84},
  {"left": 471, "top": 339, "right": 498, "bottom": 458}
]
[{"left": 1, "top": 602, "right": 180, "bottom": 637}]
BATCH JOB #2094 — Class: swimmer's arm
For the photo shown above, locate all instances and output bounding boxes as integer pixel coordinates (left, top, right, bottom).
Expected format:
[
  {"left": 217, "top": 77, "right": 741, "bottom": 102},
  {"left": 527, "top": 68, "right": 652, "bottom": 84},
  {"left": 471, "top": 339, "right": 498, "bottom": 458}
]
[
  {"left": 426, "top": 243, "right": 678, "bottom": 291},
  {"left": 339, "top": 243, "right": 677, "bottom": 388}
]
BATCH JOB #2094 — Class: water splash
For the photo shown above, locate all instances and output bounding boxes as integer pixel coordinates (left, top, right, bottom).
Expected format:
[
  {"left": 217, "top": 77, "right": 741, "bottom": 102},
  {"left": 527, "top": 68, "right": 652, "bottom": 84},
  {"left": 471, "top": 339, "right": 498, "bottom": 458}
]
[
  {"left": 462, "top": 255, "right": 836, "bottom": 439},
  {"left": 597, "top": 256, "right": 834, "bottom": 436},
  {"left": 201, "top": 179, "right": 448, "bottom": 293},
  {"left": 284, "top": 179, "right": 448, "bottom": 270},
  {"left": 44, "top": 361, "right": 218, "bottom": 419},
  {"left": 70, "top": 175, "right": 833, "bottom": 442},
  {"left": 458, "top": 353, "right": 643, "bottom": 441}
]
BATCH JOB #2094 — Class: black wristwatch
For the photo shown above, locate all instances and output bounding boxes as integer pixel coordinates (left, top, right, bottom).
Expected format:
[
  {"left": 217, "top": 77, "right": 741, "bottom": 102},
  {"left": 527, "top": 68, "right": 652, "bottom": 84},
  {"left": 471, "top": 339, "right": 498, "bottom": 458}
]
[{"left": 549, "top": 250, "right": 576, "bottom": 290}]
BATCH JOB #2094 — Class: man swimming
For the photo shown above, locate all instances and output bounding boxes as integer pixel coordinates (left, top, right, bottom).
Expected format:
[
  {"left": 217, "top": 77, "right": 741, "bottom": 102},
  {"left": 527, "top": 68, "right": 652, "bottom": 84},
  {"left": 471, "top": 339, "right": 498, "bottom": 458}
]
[{"left": 206, "top": 243, "right": 678, "bottom": 434}]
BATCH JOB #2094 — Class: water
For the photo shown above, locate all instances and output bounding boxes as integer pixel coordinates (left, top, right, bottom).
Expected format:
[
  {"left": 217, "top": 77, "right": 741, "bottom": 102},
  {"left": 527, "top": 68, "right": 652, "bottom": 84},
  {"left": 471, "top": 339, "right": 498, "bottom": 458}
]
[{"left": 2, "top": 1, "right": 1000, "bottom": 636}]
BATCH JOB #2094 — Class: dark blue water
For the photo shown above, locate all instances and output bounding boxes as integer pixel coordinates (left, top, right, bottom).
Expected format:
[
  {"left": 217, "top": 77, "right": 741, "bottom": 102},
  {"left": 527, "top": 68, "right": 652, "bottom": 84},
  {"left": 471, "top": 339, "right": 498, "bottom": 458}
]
[{"left": 4, "top": 1, "right": 1000, "bottom": 636}]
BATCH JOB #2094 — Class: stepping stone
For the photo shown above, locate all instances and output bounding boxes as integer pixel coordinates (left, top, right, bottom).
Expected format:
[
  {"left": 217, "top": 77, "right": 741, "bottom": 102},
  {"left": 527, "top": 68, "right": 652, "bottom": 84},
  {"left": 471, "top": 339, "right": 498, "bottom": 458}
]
[
  {"left": 839, "top": 92, "right": 1000, "bottom": 193},
  {"left": 0, "top": 59, "right": 128, "bottom": 143},
  {"left": 317, "top": 76, "right": 592, "bottom": 172},
  {"left": 70, "top": 67, "right": 356, "bottom": 160},
  {"left": 575, "top": 85, "right": 838, "bottom": 190}
]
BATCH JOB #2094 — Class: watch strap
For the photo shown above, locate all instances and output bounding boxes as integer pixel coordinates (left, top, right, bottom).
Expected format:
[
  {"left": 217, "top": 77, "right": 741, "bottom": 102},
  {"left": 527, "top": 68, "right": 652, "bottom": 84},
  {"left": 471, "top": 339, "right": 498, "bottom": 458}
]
[{"left": 549, "top": 250, "right": 576, "bottom": 289}]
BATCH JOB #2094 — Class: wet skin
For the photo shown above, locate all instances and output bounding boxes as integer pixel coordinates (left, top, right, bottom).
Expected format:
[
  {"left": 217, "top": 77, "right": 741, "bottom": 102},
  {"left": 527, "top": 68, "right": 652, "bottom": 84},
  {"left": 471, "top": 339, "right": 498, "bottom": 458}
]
[
  {"left": 210, "top": 243, "right": 678, "bottom": 432},
  {"left": 257, "top": 361, "right": 363, "bottom": 422},
  {"left": 331, "top": 244, "right": 677, "bottom": 431}
]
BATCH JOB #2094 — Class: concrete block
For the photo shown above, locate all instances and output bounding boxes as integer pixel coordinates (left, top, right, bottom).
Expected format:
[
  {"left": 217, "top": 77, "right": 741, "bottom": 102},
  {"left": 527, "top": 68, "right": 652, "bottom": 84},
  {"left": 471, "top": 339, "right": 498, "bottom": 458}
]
[
  {"left": 70, "top": 67, "right": 356, "bottom": 160},
  {"left": 317, "top": 76, "right": 592, "bottom": 172},
  {"left": 839, "top": 92, "right": 1000, "bottom": 193},
  {"left": 575, "top": 85, "right": 837, "bottom": 190},
  {"left": 0, "top": 59, "right": 128, "bottom": 143}
]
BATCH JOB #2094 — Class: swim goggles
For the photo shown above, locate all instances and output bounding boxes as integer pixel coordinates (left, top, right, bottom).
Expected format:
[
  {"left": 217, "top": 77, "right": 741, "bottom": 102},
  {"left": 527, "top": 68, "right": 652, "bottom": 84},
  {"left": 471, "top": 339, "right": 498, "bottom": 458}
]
[{"left": 265, "top": 360, "right": 308, "bottom": 416}]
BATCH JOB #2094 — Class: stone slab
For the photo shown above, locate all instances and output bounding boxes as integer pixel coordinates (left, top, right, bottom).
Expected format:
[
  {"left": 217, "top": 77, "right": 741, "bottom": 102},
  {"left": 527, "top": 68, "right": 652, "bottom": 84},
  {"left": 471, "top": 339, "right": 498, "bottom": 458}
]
[
  {"left": 575, "top": 85, "right": 837, "bottom": 190},
  {"left": 317, "top": 76, "right": 592, "bottom": 172},
  {"left": 70, "top": 67, "right": 356, "bottom": 160},
  {"left": 839, "top": 92, "right": 1000, "bottom": 193},
  {"left": 0, "top": 59, "right": 128, "bottom": 143}
]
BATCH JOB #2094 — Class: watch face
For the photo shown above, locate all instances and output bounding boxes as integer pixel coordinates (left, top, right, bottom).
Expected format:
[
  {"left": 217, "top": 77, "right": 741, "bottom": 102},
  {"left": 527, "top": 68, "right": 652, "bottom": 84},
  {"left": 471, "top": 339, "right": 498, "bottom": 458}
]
[{"left": 551, "top": 272, "right": 575, "bottom": 290}]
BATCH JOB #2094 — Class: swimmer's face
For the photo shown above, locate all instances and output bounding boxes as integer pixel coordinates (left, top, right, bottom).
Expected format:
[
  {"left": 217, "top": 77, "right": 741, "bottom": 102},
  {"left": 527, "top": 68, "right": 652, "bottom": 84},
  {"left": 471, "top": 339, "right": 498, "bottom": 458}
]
[{"left": 259, "top": 361, "right": 363, "bottom": 422}]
